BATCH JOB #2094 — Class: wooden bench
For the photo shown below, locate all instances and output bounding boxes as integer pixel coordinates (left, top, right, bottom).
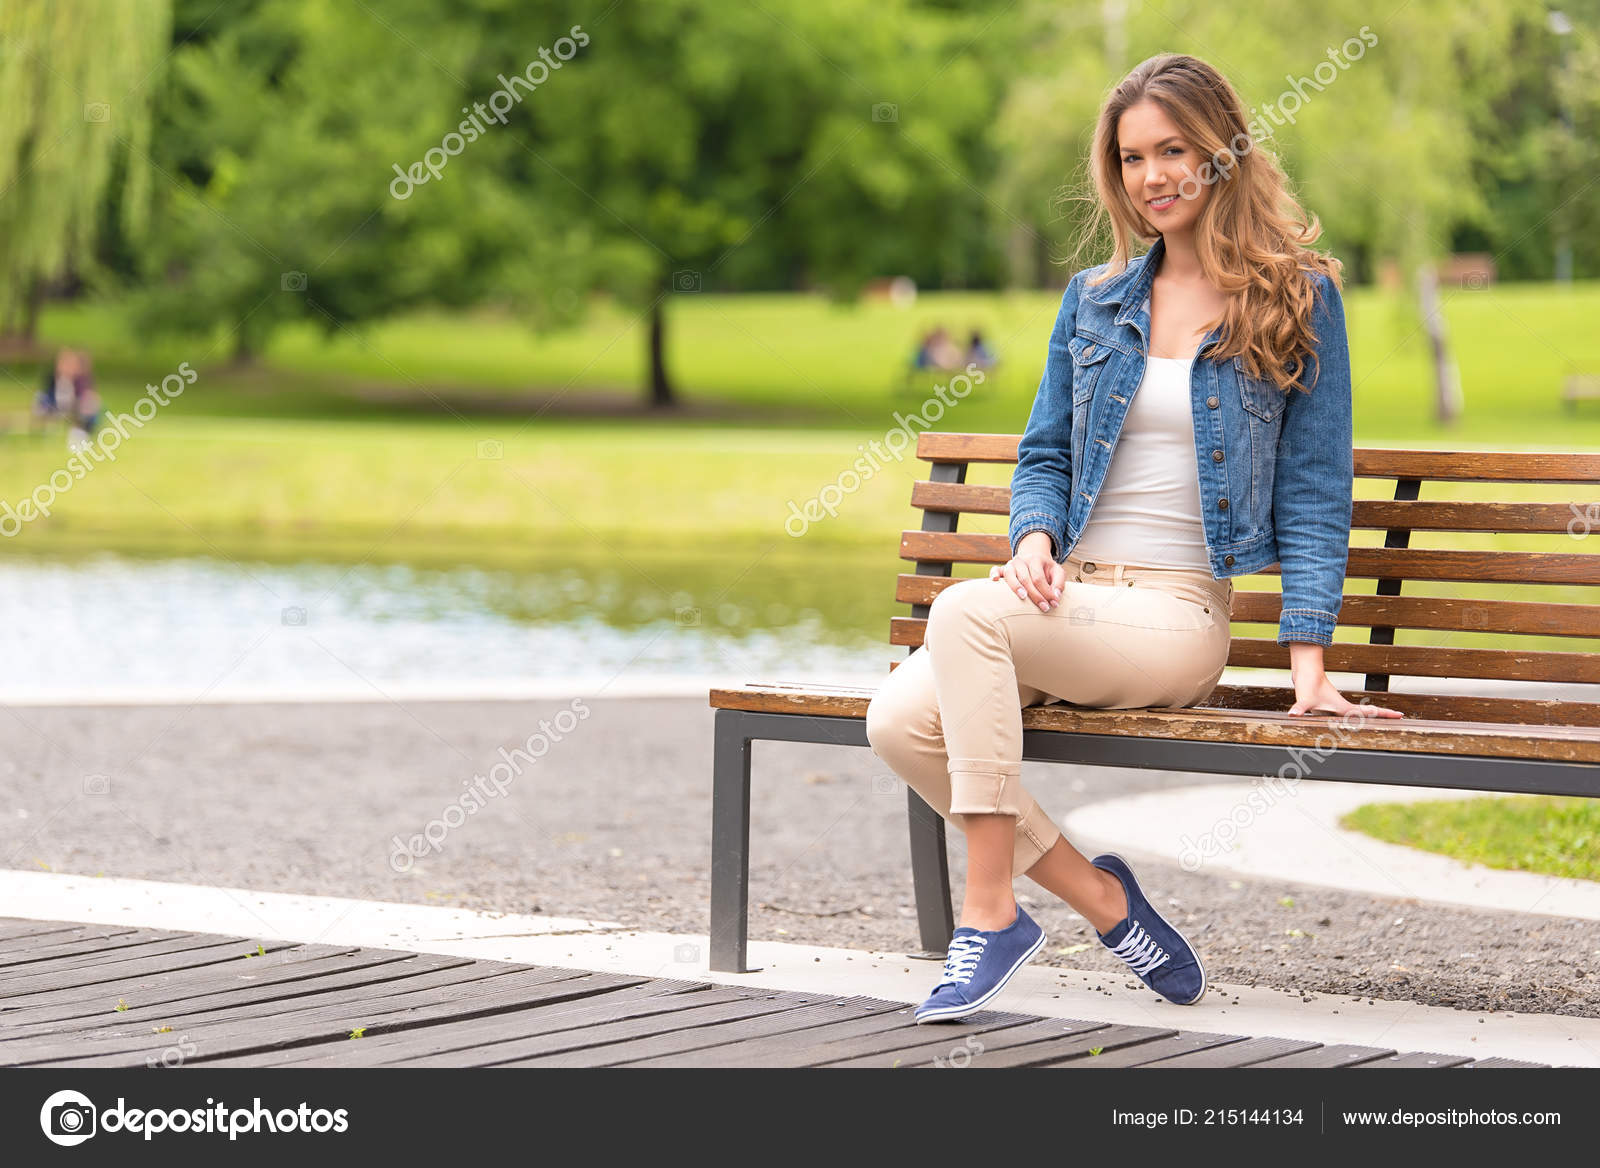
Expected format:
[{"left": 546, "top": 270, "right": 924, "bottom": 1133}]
[{"left": 708, "top": 432, "right": 1600, "bottom": 973}]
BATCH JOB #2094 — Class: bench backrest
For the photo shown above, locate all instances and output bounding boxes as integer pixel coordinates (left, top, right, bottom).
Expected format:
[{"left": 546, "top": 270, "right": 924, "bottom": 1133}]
[{"left": 895, "top": 432, "right": 1600, "bottom": 726}]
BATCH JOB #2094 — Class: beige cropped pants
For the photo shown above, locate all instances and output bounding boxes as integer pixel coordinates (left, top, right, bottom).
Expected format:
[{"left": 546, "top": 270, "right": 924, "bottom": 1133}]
[{"left": 864, "top": 550, "right": 1234, "bottom": 879}]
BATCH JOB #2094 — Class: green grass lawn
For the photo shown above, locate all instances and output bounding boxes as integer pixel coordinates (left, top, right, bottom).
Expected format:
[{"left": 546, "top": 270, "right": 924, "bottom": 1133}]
[
  {"left": 4, "top": 281, "right": 1600, "bottom": 577},
  {"left": 1341, "top": 796, "right": 1600, "bottom": 882},
  {"left": 9, "top": 280, "right": 1600, "bottom": 440}
]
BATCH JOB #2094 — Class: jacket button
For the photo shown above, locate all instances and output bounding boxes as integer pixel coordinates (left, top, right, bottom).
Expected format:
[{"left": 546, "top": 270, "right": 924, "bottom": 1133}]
[
  {"left": 1206, "top": 395, "right": 1219, "bottom": 408},
  {"left": 1084, "top": 344, "right": 1095, "bottom": 357},
  {"left": 1217, "top": 497, "right": 1229, "bottom": 510},
  {"left": 1211, "top": 449, "right": 1224, "bottom": 462},
  {"left": 1224, "top": 554, "right": 1235, "bottom": 566}
]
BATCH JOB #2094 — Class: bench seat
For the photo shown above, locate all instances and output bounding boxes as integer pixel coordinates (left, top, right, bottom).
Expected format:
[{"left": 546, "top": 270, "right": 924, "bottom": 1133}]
[{"left": 710, "top": 682, "right": 1600, "bottom": 765}]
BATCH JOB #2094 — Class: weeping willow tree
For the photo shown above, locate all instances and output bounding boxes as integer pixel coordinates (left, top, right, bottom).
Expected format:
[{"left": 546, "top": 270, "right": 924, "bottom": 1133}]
[{"left": 0, "top": 0, "right": 171, "bottom": 342}]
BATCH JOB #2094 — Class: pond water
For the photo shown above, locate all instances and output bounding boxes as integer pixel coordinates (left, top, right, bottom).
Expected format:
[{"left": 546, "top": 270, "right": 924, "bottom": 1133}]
[{"left": 0, "top": 547, "right": 908, "bottom": 699}]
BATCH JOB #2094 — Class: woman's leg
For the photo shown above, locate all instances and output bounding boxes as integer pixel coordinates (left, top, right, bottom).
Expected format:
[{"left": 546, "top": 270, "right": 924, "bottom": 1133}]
[
  {"left": 1024, "top": 837, "right": 1128, "bottom": 933},
  {"left": 864, "top": 643, "right": 1063, "bottom": 900},
  {"left": 918, "top": 569, "right": 1228, "bottom": 930}
]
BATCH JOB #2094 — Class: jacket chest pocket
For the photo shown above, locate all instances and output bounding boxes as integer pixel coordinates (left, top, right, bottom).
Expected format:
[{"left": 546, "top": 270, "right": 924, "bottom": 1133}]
[
  {"left": 1233, "top": 356, "right": 1289, "bottom": 422},
  {"left": 1070, "top": 336, "right": 1113, "bottom": 405}
]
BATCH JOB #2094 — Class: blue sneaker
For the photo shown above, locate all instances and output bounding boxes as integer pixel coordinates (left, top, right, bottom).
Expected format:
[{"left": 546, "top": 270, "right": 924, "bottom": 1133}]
[
  {"left": 1091, "top": 853, "right": 1207, "bottom": 1005},
  {"left": 913, "top": 905, "right": 1046, "bottom": 1023}
]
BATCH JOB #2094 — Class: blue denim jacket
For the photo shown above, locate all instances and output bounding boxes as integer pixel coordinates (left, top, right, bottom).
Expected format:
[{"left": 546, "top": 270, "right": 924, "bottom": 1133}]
[{"left": 1009, "top": 234, "right": 1354, "bottom": 647}]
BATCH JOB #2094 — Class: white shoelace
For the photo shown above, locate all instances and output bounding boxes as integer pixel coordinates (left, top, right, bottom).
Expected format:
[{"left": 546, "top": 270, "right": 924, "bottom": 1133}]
[
  {"left": 935, "top": 933, "right": 989, "bottom": 987},
  {"left": 1110, "top": 920, "right": 1170, "bottom": 975}
]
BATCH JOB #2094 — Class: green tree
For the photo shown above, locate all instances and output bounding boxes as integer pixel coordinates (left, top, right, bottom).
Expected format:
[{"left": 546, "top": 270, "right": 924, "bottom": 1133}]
[
  {"left": 131, "top": 0, "right": 1012, "bottom": 406},
  {"left": 0, "top": 0, "right": 171, "bottom": 341}
]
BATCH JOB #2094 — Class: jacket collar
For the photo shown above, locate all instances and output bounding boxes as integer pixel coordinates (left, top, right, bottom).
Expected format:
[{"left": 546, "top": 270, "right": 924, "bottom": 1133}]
[
  {"left": 1083, "top": 233, "right": 1227, "bottom": 357},
  {"left": 1083, "top": 233, "right": 1164, "bottom": 326}
]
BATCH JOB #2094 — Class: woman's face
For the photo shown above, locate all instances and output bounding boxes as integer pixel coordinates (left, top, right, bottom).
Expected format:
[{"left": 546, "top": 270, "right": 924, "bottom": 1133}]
[{"left": 1117, "top": 99, "right": 1211, "bottom": 236}]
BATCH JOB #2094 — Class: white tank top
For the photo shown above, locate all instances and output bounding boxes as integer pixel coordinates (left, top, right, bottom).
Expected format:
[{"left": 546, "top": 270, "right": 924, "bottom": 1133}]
[{"left": 1072, "top": 354, "right": 1211, "bottom": 571}]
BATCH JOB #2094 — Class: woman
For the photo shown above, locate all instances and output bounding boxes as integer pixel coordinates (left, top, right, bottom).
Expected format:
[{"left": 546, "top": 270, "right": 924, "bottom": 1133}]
[{"left": 864, "top": 53, "right": 1404, "bottom": 1024}]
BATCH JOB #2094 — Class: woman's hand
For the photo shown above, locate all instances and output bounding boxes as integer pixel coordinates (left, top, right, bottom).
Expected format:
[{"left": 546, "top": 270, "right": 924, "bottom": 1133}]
[
  {"left": 989, "top": 530, "right": 1067, "bottom": 612},
  {"left": 1286, "top": 642, "right": 1404, "bottom": 718}
]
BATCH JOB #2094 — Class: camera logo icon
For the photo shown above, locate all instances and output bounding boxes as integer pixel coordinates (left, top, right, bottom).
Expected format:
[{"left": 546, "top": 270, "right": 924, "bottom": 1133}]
[
  {"left": 672, "top": 943, "right": 700, "bottom": 964},
  {"left": 83, "top": 773, "right": 111, "bottom": 796},
  {"left": 672, "top": 269, "right": 701, "bottom": 292},
  {"left": 83, "top": 102, "right": 110, "bottom": 123},
  {"left": 871, "top": 102, "right": 898, "bottom": 123},
  {"left": 476, "top": 439, "right": 503, "bottom": 460},
  {"left": 281, "top": 606, "right": 307, "bottom": 626},
  {"left": 40, "top": 1090, "right": 97, "bottom": 1146},
  {"left": 281, "top": 271, "right": 308, "bottom": 292}
]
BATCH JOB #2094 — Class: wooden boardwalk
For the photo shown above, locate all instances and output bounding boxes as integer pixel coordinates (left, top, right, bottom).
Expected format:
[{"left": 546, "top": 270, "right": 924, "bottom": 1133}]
[{"left": 0, "top": 918, "right": 1545, "bottom": 1068}]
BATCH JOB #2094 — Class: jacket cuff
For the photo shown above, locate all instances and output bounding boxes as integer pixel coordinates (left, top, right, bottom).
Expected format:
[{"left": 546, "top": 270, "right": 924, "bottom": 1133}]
[
  {"left": 1009, "top": 514, "right": 1063, "bottom": 560},
  {"left": 1276, "top": 608, "right": 1338, "bottom": 647}
]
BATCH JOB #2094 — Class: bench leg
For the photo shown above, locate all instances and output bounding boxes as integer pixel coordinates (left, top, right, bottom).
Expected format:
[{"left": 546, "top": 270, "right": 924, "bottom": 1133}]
[
  {"left": 709, "top": 711, "right": 755, "bottom": 973},
  {"left": 907, "top": 788, "right": 954, "bottom": 956}
]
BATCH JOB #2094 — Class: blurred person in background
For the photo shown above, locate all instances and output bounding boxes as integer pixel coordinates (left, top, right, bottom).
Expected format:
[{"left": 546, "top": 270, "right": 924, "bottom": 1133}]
[{"left": 33, "top": 348, "right": 100, "bottom": 448}]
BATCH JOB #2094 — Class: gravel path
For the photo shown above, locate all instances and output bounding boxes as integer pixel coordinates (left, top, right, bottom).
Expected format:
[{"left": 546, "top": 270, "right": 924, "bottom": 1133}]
[{"left": 3, "top": 696, "right": 1596, "bottom": 1020}]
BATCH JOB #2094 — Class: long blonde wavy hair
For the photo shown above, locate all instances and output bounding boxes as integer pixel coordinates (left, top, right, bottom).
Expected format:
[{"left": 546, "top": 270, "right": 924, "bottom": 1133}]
[{"left": 1068, "top": 53, "right": 1342, "bottom": 394}]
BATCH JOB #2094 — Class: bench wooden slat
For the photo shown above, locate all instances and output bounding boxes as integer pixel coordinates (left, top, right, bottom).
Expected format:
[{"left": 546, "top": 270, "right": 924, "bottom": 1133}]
[
  {"left": 1230, "top": 592, "right": 1600, "bottom": 638},
  {"left": 709, "top": 684, "right": 1600, "bottom": 762},
  {"left": 897, "top": 576, "right": 1600, "bottom": 639},
  {"left": 900, "top": 531, "right": 1600, "bottom": 585},
  {"left": 889, "top": 614, "right": 1600, "bottom": 678},
  {"left": 1198, "top": 684, "right": 1600, "bottom": 727},
  {"left": 893, "top": 615, "right": 1600, "bottom": 680},
  {"left": 725, "top": 676, "right": 1600, "bottom": 726},
  {"left": 1226, "top": 637, "right": 1600, "bottom": 684},
  {"left": 909, "top": 479, "right": 1011, "bottom": 515},
  {"left": 893, "top": 615, "right": 1600, "bottom": 689},
  {"left": 1353, "top": 499, "right": 1598, "bottom": 533},
  {"left": 913, "top": 433, "right": 1600, "bottom": 482},
  {"left": 1353, "top": 448, "right": 1600, "bottom": 482},
  {"left": 915, "top": 432, "right": 1023, "bottom": 463},
  {"left": 910, "top": 483, "right": 1598, "bottom": 535}
]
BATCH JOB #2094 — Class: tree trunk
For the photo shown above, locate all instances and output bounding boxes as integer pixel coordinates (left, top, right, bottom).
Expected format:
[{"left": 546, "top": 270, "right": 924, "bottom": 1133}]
[
  {"left": 231, "top": 327, "right": 256, "bottom": 368},
  {"left": 648, "top": 290, "right": 675, "bottom": 409},
  {"left": 1417, "top": 263, "right": 1462, "bottom": 425},
  {"left": 20, "top": 278, "right": 42, "bottom": 343}
]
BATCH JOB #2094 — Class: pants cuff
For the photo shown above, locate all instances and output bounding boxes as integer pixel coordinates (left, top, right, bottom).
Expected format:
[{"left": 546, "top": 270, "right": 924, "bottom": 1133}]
[{"left": 947, "top": 759, "right": 1024, "bottom": 816}]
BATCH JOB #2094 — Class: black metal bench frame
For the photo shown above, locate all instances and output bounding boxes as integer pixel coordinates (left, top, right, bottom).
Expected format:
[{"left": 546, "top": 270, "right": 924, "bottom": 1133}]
[{"left": 708, "top": 708, "right": 1600, "bottom": 973}]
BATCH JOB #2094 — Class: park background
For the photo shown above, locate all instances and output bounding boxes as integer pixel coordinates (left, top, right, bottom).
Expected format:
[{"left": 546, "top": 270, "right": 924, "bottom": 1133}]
[{"left": 4, "top": 0, "right": 1600, "bottom": 884}]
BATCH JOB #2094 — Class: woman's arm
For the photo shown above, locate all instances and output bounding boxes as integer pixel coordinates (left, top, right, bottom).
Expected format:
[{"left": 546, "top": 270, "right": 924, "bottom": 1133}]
[
  {"left": 1008, "top": 271, "right": 1085, "bottom": 562},
  {"left": 1275, "top": 272, "right": 1402, "bottom": 718}
]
